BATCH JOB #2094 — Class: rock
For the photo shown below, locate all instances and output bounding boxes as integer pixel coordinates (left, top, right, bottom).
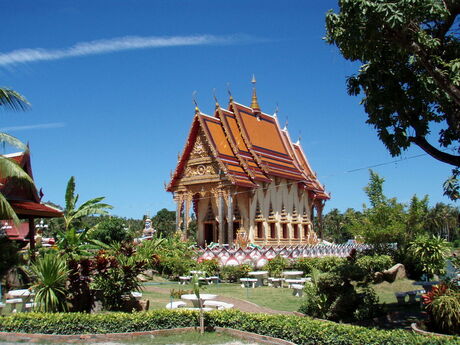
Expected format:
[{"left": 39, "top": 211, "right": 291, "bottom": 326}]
[
  {"left": 382, "top": 263, "right": 406, "bottom": 283},
  {"left": 142, "top": 269, "right": 154, "bottom": 279},
  {"left": 137, "top": 274, "right": 149, "bottom": 282},
  {"left": 373, "top": 271, "right": 384, "bottom": 284}
]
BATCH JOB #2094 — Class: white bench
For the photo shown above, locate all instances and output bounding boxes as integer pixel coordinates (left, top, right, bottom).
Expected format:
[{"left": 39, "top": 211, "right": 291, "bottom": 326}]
[
  {"left": 291, "top": 284, "right": 304, "bottom": 297},
  {"left": 166, "top": 301, "right": 187, "bottom": 309},
  {"left": 240, "top": 278, "right": 257, "bottom": 288},
  {"left": 6, "top": 298, "right": 23, "bottom": 313},
  {"left": 268, "top": 277, "right": 283, "bottom": 288},
  {"left": 207, "top": 276, "right": 220, "bottom": 284},
  {"left": 203, "top": 300, "right": 234, "bottom": 310},
  {"left": 24, "top": 302, "right": 37, "bottom": 312},
  {"left": 179, "top": 276, "right": 191, "bottom": 285},
  {"left": 285, "top": 278, "right": 306, "bottom": 288},
  {"left": 131, "top": 292, "right": 142, "bottom": 300}
]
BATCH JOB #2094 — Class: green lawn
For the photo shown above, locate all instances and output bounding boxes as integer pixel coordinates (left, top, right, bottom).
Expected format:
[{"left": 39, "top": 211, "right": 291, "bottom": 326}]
[{"left": 143, "top": 278, "right": 420, "bottom": 313}]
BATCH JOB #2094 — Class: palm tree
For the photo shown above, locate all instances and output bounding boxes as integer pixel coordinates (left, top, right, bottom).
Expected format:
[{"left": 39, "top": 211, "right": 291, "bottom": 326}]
[
  {"left": 56, "top": 176, "right": 113, "bottom": 256},
  {"left": 0, "top": 87, "right": 32, "bottom": 223}
]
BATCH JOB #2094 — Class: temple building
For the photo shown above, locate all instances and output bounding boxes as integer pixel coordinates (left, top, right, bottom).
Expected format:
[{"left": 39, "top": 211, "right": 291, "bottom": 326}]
[{"left": 167, "top": 80, "right": 329, "bottom": 247}]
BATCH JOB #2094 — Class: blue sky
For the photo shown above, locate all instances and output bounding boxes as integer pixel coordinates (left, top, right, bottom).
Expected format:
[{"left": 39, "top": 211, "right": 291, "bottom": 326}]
[{"left": 0, "top": 0, "right": 455, "bottom": 218}]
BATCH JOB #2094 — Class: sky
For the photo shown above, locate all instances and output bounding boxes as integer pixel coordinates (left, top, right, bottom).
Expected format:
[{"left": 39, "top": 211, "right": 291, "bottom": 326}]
[{"left": 0, "top": 0, "right": 455, "bottom": 219}]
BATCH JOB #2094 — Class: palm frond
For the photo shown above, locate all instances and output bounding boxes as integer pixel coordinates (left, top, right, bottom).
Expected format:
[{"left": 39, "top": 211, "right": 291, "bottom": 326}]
[
  {"left": 65, "top": 176, "right": 76, "bottom": 212},
  {"left": 0, "top": 133, "right": 28, "bottom": 151},
  {"left": 0, "top": 88, "right": 30, "bottom": 111},
  {"left": 0, "top": 156, "right": 34, "bottom": 183},
  {"left": 0, "top": 193, "right": 19, "bottom": 224}
]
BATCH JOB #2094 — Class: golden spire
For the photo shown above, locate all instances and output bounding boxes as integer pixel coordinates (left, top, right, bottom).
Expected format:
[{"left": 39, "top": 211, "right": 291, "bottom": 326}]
[
  {"left": 192, "top": 91, "right": 200, "bottom": 113},
  {"left": 250, "top": 74, "right": 260, "bottom": 112}
]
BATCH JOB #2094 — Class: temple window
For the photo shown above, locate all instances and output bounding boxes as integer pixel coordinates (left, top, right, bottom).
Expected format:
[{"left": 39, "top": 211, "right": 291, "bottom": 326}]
[{"left": 256, "top": 222, "right": 264, "bottom": 238}]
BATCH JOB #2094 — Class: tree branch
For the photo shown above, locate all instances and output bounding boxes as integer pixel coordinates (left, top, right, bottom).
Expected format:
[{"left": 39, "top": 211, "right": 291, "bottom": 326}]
[{"left": 408, "top": 135, "right": 460, "bottom": 166}]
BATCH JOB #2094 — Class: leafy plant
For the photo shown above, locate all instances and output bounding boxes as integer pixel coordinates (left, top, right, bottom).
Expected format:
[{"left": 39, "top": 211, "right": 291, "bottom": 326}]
[
  {"left": 409, "top": 235, "right": 451, "bottom": 278},
  {"left": 198, "top": 259, "right": 220, "bottom": 276},
  {"left": 30, "top": 253, "right": 68, "bottom": 312},
  {"left": 423, "top": 284, "right": 460, "bottom": 335},
  {"left": 220, "top": 264, "right": 251, "bottom": 282},
  {"left": 263, "top": 255, "right": 288, "bottom": 277}
]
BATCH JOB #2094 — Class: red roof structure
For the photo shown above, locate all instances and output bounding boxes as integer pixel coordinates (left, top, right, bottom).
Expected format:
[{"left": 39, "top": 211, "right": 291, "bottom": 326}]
[
  {"left": 167, "top": 99, "right": 329, "bottom": 200},
  {"left": 0, "top": 151, "right": 62, "bottom": 242}
]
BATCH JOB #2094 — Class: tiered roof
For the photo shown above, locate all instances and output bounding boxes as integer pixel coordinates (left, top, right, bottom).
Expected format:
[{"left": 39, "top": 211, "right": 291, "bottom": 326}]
[
  {"left": 167, "top": 89, "right": 329, "bottom": 200},
  {"left": 1, "top": 151, "right": 62, "bottom": 240}
]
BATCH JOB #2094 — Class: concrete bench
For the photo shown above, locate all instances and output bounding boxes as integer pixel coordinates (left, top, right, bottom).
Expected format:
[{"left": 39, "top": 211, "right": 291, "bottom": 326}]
[
  {"left": 291, "top": 284, "right": 305, "bottom": 297},
  {"left": 395, "top": 290, "right": 426, "bottom": 305},
  {"left": 203, "top": 300, "right": 234, "bottom": 310},
  {"left": 207, "top": 276, "right": 220, "bottom": 284},
  {"left": 166, "top": 301, "right": 187, "bottom": 309},
  {"left": 285, "top": 278, "right": 306, "bottom": 288},
  {"left": 267, "top": 277, "right": 283, "bottom": 288},
  {"left": 24, "top": 302, "right": 37, "bottom": 312},
  {"left": 179, "top": 276, "right": 191, "bottom": 285},
  {"left": 240, "top": 278, "right": 257, "bottom": 288},
  {"left": 6, "top": 298, "right": 23, "bottom": 313}
]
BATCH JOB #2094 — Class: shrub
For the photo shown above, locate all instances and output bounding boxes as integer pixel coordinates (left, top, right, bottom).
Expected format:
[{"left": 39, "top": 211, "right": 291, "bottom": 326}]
[
  {"left": 1, "top": 310, "right": 459, "bottom": 344},
  {"left": 315, "top": 256, "right": 346, "bottom": 272},
  {"left": 408, "top": 235, "right": 451, "bottom": 278},
  {"left": 423, "top": 284, "right": 460, "bottom": 335},
  {"left": 263, "top": 256, "right": 288, "bottom": 277},
  {"left": 169, "top": 289, "right": 193, "bottom": 299},
  {"left": 91, "top": 243, "right": 146, "bottom": 311},
  {"left": 292, "top": 257, "right": 321, "bottom": 275},
  {"left": 197, "top": 259, "right": 220, "bottom": 276},
  {"left": 30, "top": 253, "right": 69, "bottom": 312},
  {"left": 356, "top": 255, "right": 394, "bottom": 274},
  {"left": 220, "top": 264, "right": 251, "bottom": 282}
]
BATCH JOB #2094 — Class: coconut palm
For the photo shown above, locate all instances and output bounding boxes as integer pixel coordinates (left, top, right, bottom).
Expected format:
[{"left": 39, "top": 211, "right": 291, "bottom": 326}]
[{"left": 0, "top": 87, "right": 32, "bottom": 223}]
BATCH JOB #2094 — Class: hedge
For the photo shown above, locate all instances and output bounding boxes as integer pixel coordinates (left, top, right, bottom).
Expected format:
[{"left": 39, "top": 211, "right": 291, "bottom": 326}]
[{"left": 0, "top": 310, "right": 459, "bottom": 345}]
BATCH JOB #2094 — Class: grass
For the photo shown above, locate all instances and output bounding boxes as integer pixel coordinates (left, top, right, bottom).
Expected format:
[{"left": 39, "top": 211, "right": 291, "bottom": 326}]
[
  {"left": 0, "top": 332, "right": 258, "bottom": 344},
  {"left": 142, "top": 278, "right": 421, "bottom": 313},
  {"left": 143, "top": 282, "right": 302, "bottom": 312}
]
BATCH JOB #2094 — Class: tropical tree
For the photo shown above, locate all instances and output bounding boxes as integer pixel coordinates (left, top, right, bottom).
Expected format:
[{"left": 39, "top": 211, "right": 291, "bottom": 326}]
[
  {"left": 426, "top": 203, "right": 459, "bottom": 240},
  {"left": 0, "top": 87, "right": 32, "bottom": 223},
  {"left": 325, "top": 0, "right": 460, "bottom": 198},
  {"left": 409, "top": 235, "right": 451, "bottom": 278},
  {"left": 152, "top": 208, "right": 176, "bottom": 237},
  {"left": 55, "top": 176, "right": 112, "bottom": 256}
]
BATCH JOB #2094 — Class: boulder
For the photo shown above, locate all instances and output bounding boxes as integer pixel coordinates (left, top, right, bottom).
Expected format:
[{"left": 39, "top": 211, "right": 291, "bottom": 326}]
[{"left": 382, "top": 263, "right": 406, "bottom": 283}]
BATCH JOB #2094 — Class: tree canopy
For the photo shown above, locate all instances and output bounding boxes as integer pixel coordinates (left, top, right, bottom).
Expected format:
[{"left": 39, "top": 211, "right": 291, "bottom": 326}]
[{"left": 325, "top": 0, "right": 460, "bottom": 198}]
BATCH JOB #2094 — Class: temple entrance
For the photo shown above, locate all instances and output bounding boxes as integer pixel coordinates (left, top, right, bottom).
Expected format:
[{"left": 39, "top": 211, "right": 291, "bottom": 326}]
[
  {"left": 233, "top": 222, "right": 240, "bottom": 240},
  {"left": 204, "top": 222, "right": 214, "bottom": 245}
]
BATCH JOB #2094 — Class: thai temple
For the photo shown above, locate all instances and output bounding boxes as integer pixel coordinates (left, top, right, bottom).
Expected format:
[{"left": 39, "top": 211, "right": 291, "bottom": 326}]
[{"left": 167, "top": 78, "right": 329, "bottom": 247}]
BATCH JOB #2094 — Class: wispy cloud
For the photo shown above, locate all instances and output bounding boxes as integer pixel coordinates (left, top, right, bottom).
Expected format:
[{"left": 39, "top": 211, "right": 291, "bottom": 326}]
[
  {"left": 0, "top": 122, "right": 66, "bottom": 132},
  {"left": 0, "top": 34, "right": 256, "bottom": 67}
]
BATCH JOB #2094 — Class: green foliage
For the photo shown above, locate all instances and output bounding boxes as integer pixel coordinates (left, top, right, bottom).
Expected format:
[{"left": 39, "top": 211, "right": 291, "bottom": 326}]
[
  {"left": 30, "top": 253, "right": 69, "bottom": 312},
  {"left": 63, "top": 176, "right": 112, "bottom": 232},
  {"left": 220, "top": 264, "right": 251, "bottom": 282},
  {"left": 152, "top": 208, "right": 176, "bottom": 237},
  {"left": 197, "top": 259, "right": 220, "bottom": 276},
  {"left": 315, "top": 256, "right": 346, "bottom": 272},
  {"left": 325, "top": 0, "right": 460, "bottom": 198},
  {"left": 91, "top": 243, "right": 146, "bottom": 311},
  {"left": 2, "top": 310, "right": 459, "bottom": 344},
  {"left": 263, "top": 255, "right": 288, "bottom": 277},
  {"left": 408, "top": 235, "right": 451, "bottom": 277},
  {"left": 356, "top": 255, "right": 394, "bottom": 275},
  {"left": 154, "top": 236, "right": 197, "bottom": 278},
  {"left": 89, "top": 217, "right": 133, "bottom": 244},
  {"left": 0, "top": 237, "right": 19, "bottom": 279}
]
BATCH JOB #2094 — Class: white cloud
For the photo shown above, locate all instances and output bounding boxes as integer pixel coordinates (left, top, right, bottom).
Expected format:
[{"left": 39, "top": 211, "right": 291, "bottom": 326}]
[
  {"left": 0, "top": 34, "right": 253, "bottom": 67},
  {"left": 0, "top": 122, "right": 66, "bottom": 132}
]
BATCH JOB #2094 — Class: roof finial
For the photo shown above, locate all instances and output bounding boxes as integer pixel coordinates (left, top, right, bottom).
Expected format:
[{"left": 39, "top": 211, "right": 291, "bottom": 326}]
[
  {"left": 192, "top": 91, "right": 199, "bottom": 113},
  {"left": 250, "top": 74, "right": 260, "bottom": 112},
  {"left": 296, "top": 131, "right": 302, "bottom": 145},
  {"left": 227, "top": 83, "right": 233, "bottom": 102},
  {"left": 285, "top": 115, "right": 289, "bottom": 130},
  {"left": 213, "top": 88, "right": 219, "bottom": 109},
  {"left": 274, "top": 103, "right": 279, "bottom": 117}
]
